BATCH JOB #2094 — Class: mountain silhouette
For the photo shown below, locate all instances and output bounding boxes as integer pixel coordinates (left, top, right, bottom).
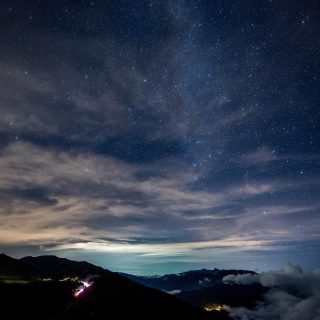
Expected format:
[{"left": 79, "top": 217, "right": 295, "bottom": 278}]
[
  {"left": 122, "top": 268, "right": 257, "bottom": 292},
  {"left": 1, "top": 254, "right": 225, "bottom": 320},
  {"left": 21, "top": 255, "right": 105, "bottom": 278},
  {"left": 0, "top": 253, "right": 41, "bottom": 282}
]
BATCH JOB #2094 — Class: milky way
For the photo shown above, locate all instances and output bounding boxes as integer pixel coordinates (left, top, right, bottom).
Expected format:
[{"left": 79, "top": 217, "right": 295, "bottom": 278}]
[{"left": 0, "top": 0, "right": 319, "bottom": 274}]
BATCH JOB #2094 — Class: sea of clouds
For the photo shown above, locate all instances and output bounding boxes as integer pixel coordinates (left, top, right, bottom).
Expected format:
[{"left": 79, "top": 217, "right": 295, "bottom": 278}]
[{"left": 223, "top": 263, "right": 320, "bottom": 320}]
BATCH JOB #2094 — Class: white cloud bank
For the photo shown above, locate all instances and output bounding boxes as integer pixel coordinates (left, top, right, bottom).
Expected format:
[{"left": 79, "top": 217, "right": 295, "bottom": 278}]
[{"left": 223, "top": 263, "right": 320, "bottom": 320}]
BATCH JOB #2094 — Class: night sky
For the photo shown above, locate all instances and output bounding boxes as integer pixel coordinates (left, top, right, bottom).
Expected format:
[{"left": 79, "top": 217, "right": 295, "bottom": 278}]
[{"left": 0, "top": 0, "right": 319, "bottom": 275}]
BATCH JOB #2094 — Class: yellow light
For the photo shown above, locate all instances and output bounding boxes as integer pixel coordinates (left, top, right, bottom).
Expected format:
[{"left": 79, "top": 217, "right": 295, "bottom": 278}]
[{"left": 204, "top": 304, "right": 224, "bottom": 312}]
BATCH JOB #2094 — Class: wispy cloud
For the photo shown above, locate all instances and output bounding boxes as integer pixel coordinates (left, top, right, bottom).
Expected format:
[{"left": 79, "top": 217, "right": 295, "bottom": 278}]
[{"left": 0, "top": 141, "right": 318, "bottom": 260}]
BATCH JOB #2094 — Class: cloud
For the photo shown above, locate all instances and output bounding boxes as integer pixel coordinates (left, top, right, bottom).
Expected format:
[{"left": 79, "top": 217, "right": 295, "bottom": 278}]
[
  {"left": 44, "top": 237, "right": 271, "bottom": 257},
  {"left": 236, "top": 146, "right": 320, "bottom": 168},
  {"left": 223, "top": 263, "right": 320, "bottom": 320},
  {"left": 0, "top": 7, "right": 278, "bottom": 162},
  {"left": 0, "top": 1, "right": 319, "bottom": 273},
  {"left": 237, "top": 146, "right": 277, "bottom": 165},
  {"left": 166, "top": 290, "right": 181, "bottom": 295},
  {"left": 223, "top": 273, "right": 260, "bottom": 285},
  {"left": 0, "top": 140, "right": 319, "bottom": 263}
]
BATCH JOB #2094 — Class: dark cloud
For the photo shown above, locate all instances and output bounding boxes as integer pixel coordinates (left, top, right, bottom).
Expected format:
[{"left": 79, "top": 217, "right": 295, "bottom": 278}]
[{"left": 0, "top": 186, "right": 57, "bottom": 208}]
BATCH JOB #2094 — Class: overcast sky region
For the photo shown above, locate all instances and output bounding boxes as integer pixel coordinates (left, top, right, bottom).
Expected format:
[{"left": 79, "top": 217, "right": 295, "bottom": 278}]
[{"left": 0, "top": 0, "right": 319, "bottom": 275}]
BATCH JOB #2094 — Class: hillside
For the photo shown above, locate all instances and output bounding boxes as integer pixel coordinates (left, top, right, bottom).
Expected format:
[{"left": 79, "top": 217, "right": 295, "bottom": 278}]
[
  {"left": 0, "top": 253, "right": 42, "bottom": 282},
  {"left": 1, "top": 254, "right": 222, "bottom": 320}
]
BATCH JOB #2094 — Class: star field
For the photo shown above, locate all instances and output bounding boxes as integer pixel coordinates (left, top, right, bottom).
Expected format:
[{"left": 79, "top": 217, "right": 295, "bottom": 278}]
[{"left": 0, "top": 0, "right": 319, "bottom": 274}]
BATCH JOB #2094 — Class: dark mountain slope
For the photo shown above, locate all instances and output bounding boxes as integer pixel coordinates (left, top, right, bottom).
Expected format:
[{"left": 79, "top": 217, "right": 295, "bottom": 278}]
[
  {"left": 0, "top": 280, "right": 76, "bottom": 320},
  {"left": 21, "top": 255, "right": 105, "bottom": 278},
  {"left": 56, "top": 272, "right": 219, "bottom": 320},
  {"left": 1, "top": 254, "right": 223, "bottom": 320},
  {"left": 177, "top": 282, "right": 267, "bottom": 308},
  {"left": 0, "top": 253, "right": 42, "bottom": 282}
]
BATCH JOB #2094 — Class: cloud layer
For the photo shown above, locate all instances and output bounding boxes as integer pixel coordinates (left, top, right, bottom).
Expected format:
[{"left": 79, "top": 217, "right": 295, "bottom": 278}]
[{"left": 224, "top": 264, "right": 320, "bottom": 320}]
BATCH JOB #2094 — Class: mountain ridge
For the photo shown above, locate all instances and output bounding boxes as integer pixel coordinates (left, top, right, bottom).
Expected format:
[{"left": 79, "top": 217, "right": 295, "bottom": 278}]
[
  {"left": 0, "top": 253, "right": 227, "bottom": 320},
  {"left": 121, "top": 267, "right": 257, "bottom": 292}
]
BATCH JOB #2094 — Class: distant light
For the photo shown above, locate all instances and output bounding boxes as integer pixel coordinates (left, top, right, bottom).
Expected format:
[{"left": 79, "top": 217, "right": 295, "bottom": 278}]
[
  {"left": 74, "top": 277, "right": 96, "bottom": 298},
  {"left": 203, "top": 304, "right": 225, "bottom": 312},
  {"left": 81, "top": 281, "right": 91, "bottom": 288},
  {"left": 74, "top": 287, "right": 84, "bottom": 297},
  {"left": 41, "top": 277, "right": 53, "bottom": 282}
]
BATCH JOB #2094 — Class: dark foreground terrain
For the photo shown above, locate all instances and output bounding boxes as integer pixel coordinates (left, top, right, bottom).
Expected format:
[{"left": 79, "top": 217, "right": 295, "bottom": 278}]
[{"left": 0, "top": 254, "right": 231, "bottom": 320}]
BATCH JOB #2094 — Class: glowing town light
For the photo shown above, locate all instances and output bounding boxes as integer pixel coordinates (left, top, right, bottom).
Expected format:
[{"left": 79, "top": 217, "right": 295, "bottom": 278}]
[
  {"left": 74, "top": 275, "right": 100, "bottom": 298},
  {"left": 81, "top": 281, "right": 91, "bottom": 288},
  {"left": 204, "top": 304, "right": 225, "bottom": 312},
  {"left": 74, "top": 287, "right": 84, "bottom": 297}
]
